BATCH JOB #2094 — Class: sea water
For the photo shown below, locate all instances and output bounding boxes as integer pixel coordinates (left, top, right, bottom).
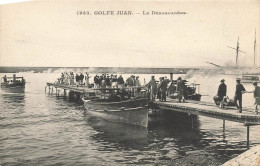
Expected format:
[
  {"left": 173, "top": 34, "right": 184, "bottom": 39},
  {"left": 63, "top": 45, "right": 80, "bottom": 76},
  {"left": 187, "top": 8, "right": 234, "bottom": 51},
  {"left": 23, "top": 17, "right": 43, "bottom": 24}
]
[{"left": 0, "top": 72, "right": 259, "bottom": 165}]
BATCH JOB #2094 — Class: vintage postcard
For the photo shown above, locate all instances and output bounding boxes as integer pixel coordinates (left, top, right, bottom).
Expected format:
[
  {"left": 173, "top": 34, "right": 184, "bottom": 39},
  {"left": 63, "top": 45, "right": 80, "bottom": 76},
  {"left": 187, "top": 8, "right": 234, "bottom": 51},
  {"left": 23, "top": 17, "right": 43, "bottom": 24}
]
[{"left": 0, "top": 0, "right": 260, "bottom": 165}]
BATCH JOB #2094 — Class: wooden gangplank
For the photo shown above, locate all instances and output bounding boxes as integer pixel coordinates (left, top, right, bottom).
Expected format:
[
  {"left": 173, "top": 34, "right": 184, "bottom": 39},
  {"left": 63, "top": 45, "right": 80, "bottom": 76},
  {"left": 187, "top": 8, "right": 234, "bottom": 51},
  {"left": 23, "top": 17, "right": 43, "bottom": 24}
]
[
  {"left": 46, "top": 82, "right": 95, "bottom": 93},
  {"left": 153, "top": 99, "right": 260, "bottom": 126}
]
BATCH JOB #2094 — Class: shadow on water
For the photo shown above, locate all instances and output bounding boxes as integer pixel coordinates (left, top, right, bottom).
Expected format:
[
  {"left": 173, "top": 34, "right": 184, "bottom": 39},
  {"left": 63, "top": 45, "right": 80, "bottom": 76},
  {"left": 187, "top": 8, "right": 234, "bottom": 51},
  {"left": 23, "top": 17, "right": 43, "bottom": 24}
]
[
  {"left": 84, "top": 109, "right": 204, "bottom": 151},
  {"left": 84, "top": 114, "right": 149, "bottom": 150},
  {"left": 83, "top": 108, "right": 248, "bottom": 164},
  {"left": 0, "top": 87, "right": 25, "bottom": 106}
]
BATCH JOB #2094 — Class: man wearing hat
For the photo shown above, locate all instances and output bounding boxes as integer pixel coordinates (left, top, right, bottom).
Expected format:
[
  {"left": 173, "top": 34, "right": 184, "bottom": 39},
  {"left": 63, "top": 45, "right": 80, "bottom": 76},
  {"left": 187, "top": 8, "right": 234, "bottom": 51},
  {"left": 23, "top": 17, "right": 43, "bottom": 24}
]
[
  {"left": 177, "top": 77, "right": 186, "bottom": 102},
  {"left": 244, "top": 81, "right": 260, "bottom": 114},
  {"left": 147, "top": 76, "right": 157, "bottom": 101},
  {"left": 217, "top": 79, "right": 227, "bottom": 102},
  {"left": 234, "top": 78, "right": 246, "bottom": 113}
]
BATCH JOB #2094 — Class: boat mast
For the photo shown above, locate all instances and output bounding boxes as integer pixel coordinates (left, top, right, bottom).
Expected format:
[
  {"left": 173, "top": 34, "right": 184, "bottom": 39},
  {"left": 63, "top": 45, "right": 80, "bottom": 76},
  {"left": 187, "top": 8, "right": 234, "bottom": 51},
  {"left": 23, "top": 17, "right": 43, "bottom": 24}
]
[
  {"left": 236, "top": 37, "right": 239, "bottom": 68},
  {"left": 227, "top": 36, "right": 246, "bottom": 68},
  {"left": 254, "top": 29, "right": 256, "bottom": 67}
]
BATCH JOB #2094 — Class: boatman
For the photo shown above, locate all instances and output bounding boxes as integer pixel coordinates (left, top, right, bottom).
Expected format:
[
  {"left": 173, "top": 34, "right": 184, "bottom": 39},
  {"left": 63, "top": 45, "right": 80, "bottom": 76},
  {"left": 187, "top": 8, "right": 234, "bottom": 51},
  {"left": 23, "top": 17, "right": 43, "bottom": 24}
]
[
  {"left": 244, "top": 81, "right": 260, "bottom": 114},
  {"left": 94, "top": 75, "right": 100, "bottom": 88},
  {"left": 117, "top": 75, "right": 125, "bottom": 88},
  {"left": 234, "top": 78, "right": 246, "bottom": 113}
]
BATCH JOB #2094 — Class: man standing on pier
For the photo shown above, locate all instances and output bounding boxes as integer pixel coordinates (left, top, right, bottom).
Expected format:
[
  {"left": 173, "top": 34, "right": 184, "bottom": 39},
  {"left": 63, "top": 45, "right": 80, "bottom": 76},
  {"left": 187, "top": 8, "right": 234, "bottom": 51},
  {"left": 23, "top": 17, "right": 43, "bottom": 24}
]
[
  {"left": 244, "top": 81, "right": 260, "bottom": 114},
  {"left": 158, "top": 77, "right": 168, "bottom": 102},
  {"left": 147, "top": 76, "right": 157, "bottom": 101},
  {"left": 177, "top": 77, "right": 186, "bottom": 102},
  {"left": 85, "top": 73, "right": 90, "bottom": 87},
  {"left": 234, "top": 78, "right": 246, "bottom": 113},
  {"left": 214, "top": 79, "right": 227, "bottom": 106},
  {"left": 218, "top": 79, "right": 227, "bottom": 100}
]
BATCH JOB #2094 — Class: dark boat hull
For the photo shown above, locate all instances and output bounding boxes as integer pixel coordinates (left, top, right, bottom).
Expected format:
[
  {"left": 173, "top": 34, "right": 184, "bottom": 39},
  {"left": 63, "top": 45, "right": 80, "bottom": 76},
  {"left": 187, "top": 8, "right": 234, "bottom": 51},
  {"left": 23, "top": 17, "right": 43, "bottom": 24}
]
[
  {"left": 1, "top": 82, "right": 25, "bottom": 88},
  {"left": 82, "top": 98, "right": 149, "bottom": 127},
  {"left": 240, "top": 80, "right": 260, "bottom": 83},
  {"left": 1, "top": 84, "right": 25, "bottom": 93},
  {"left": 83, "top": 98, "right": 148, "bottom": 111}
]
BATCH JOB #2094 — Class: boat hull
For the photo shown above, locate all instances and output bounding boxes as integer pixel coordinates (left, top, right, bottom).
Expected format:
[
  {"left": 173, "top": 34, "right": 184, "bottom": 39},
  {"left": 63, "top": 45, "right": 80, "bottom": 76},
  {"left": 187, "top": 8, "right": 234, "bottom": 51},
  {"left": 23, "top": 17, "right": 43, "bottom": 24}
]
[
  {"left": 1, "top": 82, "right": 25, "bottom": 88},
  {"left": 82, "top": 98, "right": 149, "bottom": 127},
  {"left": 83, "top": 98, "right": 148, "bottom": 110},
  {"left": 1, "top": 85, "right": 25, "bottom": 93},
  {"left": 240, "top": 80, "right": 260, "bottom": 83}
]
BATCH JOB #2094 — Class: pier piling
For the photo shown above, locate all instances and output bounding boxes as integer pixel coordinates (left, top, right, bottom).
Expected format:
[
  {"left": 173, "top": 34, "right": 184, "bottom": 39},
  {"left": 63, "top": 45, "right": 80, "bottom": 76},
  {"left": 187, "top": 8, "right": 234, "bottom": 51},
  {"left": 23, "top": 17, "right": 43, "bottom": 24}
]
[
  {"left": 223, "top": 119, "right": 225, "bottom": 131},
  {"left": 247, "top": 125, "right": 250, "bottom": 149}
]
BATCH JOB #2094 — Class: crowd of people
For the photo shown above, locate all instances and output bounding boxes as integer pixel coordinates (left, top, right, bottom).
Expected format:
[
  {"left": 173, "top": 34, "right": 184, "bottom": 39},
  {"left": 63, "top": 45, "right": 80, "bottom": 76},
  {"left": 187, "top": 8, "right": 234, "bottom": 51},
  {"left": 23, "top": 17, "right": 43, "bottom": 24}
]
[
  {"left": 146, "top": 76, "right": 188, "bottom": 102},
  {"left": 56, "top": 72, "right": 91, "bottom": 87},
  {"left": 93, "top": 74, "right": 142, "bottom": 89},
  {"left": 55, "top": 72, "right": 188, "bottom": 101},
  {"left": 214, "top": 78, "right": 260, "bottom": 114},
  {"left": 55, "top": 72, "right": 260, "bottom": 114}
]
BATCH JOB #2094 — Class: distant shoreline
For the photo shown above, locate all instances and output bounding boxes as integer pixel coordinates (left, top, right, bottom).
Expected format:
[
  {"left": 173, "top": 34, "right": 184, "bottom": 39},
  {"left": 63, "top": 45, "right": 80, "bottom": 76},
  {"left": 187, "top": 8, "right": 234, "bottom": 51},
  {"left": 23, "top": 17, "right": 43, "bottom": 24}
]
[{"left": 0, "top": 66, "right": 199, "bottom": 74}]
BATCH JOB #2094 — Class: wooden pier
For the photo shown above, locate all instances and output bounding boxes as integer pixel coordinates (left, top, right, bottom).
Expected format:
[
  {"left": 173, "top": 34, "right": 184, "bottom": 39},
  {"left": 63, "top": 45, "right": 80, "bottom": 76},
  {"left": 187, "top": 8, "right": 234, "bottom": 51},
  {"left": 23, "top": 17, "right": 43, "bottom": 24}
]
[
  {"left": 45, "top": 82, "right": 95, "bottom": 102},
  {"left": 152, "top": 99, "right": 260, "bottom": 148},
  {"left": 46, "top": 82, "right": 94, "bottom": 94},
  {"left": 45, "top": 82, "right": 260, "bottom": 147}
]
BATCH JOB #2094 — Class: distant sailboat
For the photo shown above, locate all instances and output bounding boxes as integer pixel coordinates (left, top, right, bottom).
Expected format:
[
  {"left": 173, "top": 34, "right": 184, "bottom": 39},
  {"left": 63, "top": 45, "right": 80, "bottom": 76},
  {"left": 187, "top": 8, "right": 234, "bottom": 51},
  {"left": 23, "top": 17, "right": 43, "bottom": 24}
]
[
  {"left": 206, "top": 31, "right": 259, "bottom": 75},
  {"left": 254, "top": 29, "right": 257, "bottom": 68},
  {"left": 241, "top": 29, "right": 260, "bottom": 81}
]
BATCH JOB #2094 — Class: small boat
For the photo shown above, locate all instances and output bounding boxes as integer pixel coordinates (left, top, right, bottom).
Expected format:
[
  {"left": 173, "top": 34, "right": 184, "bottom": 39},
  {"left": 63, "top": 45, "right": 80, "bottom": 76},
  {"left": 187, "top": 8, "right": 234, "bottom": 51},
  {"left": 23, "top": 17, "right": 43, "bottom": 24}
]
[
  {"left": 240, "top": 75, "right": 259, "bottom": 83},
  {"left": 1, "top": 74, "right": 26, "bottom": 88},
  {"left": 168, "top": 80, "right": 202, "bottom": 101},
  {"left": 82, "top": 87, "right": 149, "bottom": 127}
]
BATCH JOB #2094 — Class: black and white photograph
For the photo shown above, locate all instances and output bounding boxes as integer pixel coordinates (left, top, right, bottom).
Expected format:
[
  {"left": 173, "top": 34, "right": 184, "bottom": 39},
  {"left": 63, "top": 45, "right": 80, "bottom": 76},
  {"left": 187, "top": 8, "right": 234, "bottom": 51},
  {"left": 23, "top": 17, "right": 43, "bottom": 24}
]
[{"left": 0, "top": 0, "right": 260, "bottom": 165}]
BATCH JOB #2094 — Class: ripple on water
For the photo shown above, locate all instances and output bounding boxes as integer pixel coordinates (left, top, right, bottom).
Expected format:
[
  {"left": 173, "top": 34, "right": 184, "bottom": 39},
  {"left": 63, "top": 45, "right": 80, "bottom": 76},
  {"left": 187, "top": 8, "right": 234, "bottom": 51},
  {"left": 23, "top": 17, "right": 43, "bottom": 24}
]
[{"left": 1, "top": 73, "right": 260, "bottom": 165}]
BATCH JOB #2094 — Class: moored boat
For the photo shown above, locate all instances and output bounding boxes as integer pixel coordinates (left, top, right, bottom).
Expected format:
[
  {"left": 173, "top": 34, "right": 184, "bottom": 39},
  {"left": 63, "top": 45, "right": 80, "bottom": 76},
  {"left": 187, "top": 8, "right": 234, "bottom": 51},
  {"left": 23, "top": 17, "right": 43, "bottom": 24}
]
[
  {"left": 168, "top": 80, "right": 202, "bottom": 101},
  {"left": 1, "top": 74, "right": 26, "bottom": 88},
  {"left": 82, "top": 87, "right": 149, "bottom": 127},
  {"left": 240, "top": 75, "right": 259, "bottom": 83}
]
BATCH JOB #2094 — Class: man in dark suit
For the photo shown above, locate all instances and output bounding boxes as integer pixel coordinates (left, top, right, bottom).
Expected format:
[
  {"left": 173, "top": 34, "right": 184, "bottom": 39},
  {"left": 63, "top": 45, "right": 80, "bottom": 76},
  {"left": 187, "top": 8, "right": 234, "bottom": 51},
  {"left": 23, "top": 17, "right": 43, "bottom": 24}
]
[{"left": 234, "top": 78, "right": 246, "bottom": 113}]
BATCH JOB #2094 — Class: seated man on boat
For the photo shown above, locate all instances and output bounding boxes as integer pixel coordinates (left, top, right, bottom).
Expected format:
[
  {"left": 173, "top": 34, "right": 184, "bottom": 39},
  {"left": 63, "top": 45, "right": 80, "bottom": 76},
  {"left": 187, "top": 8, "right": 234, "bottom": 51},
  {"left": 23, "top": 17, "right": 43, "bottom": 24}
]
[
  {"left": 94, "top": 75, "right": 100, "bottom": 88},
  {"left": 111, "top": 75, "right": 118, "bottom": 88},
  {"left": 117, "top": 75, "right": 124, "bottom": 88},
  {"left": 60, "top": 73, "right": 64, "bottom": 84},
  {"left": 105, "top": 76, "right": 111, "bottom": 88},
  {"left": 244, "top": 81, "right": 260, "bottom": 114},
  {"left": 125, "top": 75, "right": 136, "bottom": 97},
  {"left": 135, "top": 76, "right": 141, "bottom": 97}
]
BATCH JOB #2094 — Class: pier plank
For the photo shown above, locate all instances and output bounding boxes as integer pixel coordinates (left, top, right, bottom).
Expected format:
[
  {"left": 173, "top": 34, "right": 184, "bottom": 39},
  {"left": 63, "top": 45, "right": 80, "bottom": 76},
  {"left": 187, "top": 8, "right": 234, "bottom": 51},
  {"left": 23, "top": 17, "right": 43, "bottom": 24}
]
[
  {"left": 153, "top": 99, "right": 260, "bottom": 125},
  {"left": 46, "top": 82, "right": 95, "bottom": 93}
]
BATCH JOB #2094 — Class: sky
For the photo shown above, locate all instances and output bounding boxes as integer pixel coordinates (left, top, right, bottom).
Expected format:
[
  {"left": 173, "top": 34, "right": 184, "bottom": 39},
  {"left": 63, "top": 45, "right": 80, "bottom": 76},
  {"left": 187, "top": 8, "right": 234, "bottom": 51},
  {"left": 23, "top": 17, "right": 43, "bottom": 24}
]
[{"left": 0, "top": 0, "right": 259, "bottom": 67}]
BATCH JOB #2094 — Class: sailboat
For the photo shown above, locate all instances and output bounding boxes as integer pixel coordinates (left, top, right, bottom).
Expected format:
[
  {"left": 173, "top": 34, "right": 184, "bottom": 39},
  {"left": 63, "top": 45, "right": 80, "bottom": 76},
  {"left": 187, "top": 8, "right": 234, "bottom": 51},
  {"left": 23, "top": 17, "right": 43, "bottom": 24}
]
[{"left": 241, "top": 29, "right": 260, "bottom": 83}]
